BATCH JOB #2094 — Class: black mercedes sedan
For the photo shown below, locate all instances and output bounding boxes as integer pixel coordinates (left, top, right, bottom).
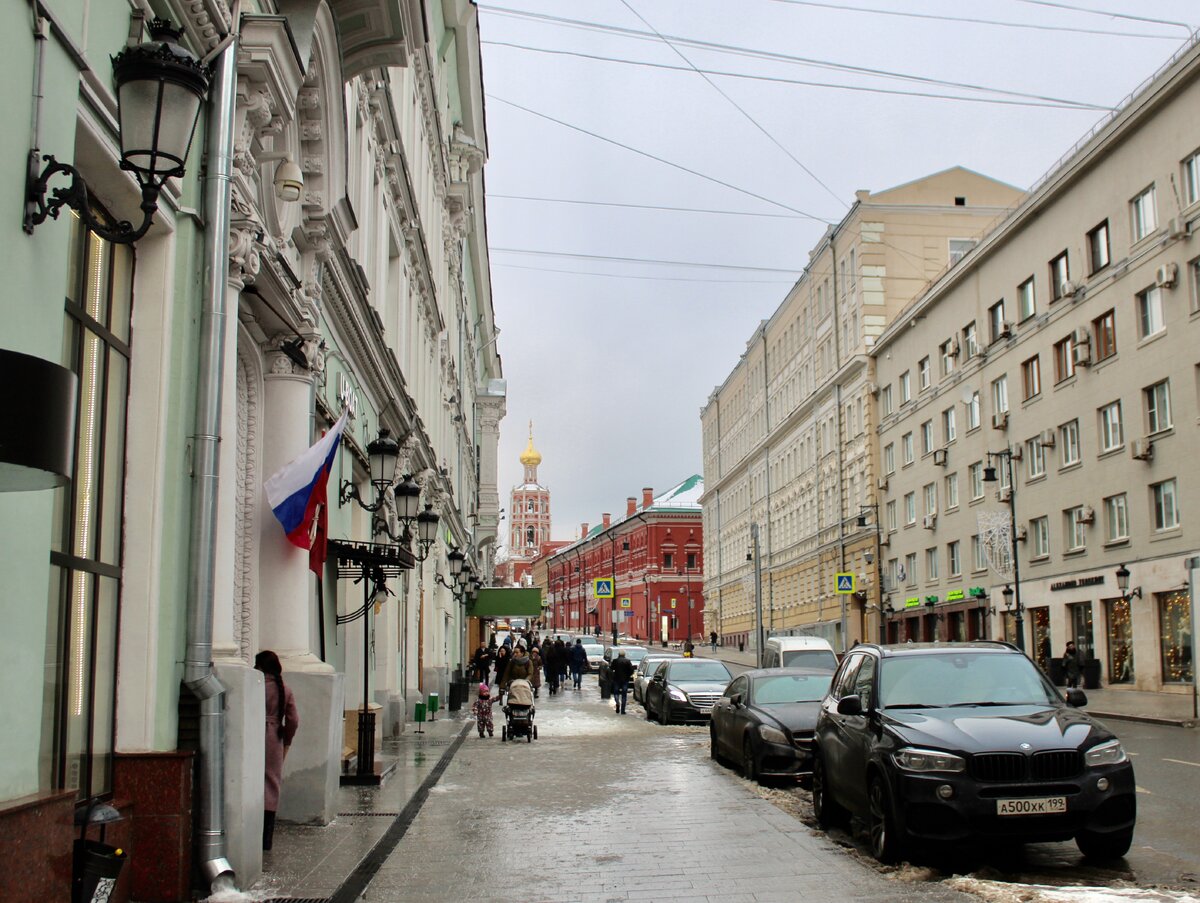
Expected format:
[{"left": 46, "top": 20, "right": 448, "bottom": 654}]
[
  {"left": 709, "top": 668, "right": 832, "bottom": 784},
  {"left": 812, "top": 642, "right": 1136, "bottom": 864},
  {"left": 643, "top": 658, "right": 733, "bottom": 724}
]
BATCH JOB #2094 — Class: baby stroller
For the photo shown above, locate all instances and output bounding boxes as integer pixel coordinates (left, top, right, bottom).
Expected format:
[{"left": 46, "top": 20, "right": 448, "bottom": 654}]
[{"left": 502, "top": 679, "right": 538, "bottom": 742}]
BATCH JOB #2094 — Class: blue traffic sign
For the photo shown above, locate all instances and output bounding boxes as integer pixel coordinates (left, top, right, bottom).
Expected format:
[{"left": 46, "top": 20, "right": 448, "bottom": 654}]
[{"left": 835, "top": 573, "right": 856, "bottom": 594}]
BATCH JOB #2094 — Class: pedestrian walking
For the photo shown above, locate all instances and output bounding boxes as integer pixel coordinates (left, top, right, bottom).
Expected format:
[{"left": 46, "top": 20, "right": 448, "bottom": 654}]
[
  {"left": 493, "top": 645, "right": 512, "bottom": 699},
  {"left": 1063, "top": 641, "right": 1083, "bottom": 689},
  {"left": 470, "top": 683, "right": 499, "bottom": 737},
  {"left": 543, "top": 641, "right": 559, "bottom": 695},
  {"left": 471, "top": 642, "right": 492, "bottom": 685},
  {"left": 683, "top": 639, "right": 695, "bottom": 657},
  {"left": 569, "top": 638, "right": 588, "bottom": 689},
  {"left": 610, "top": 649, "right": 636, "bottom": 714},
  {"left": 529, "top": 645, "right": 543, "bottom": 698},
  {"left": 555, "top": 638, "right": 569, "bottom": 687},
  {"left": 255, "top": 650, "right": 298, "bottom": 851},
  {"left": 710, "top": 631, "right": 718, "bottom": 651},
  {"left": 506, "top": 644, "right": 533, "bottom": 693}
]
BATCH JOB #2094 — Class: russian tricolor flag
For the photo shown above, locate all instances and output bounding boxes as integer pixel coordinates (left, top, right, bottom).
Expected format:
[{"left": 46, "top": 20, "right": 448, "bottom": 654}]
[{"left": 265, "top": 410, "right": 348, "bottom": 572}]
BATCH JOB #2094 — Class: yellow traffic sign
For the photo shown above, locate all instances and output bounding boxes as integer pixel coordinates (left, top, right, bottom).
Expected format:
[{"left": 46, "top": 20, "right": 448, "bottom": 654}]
[
  {"left": 593, "top": 578, "right": 614, "bottom": 598},
  {"left": 835, "top": 573, "right": 856, "bottom": 594}
]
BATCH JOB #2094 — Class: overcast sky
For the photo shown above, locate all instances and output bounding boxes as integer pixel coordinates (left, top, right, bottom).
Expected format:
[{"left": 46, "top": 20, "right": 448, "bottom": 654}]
[{"left": 477, "top": 0, "right": 1198, "bottom": 545}]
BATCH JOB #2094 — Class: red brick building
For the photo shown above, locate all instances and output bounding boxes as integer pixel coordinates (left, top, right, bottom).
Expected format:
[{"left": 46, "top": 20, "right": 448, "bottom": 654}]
[{"left": 543, "top": 477, "right": 705, "bottom": 644}]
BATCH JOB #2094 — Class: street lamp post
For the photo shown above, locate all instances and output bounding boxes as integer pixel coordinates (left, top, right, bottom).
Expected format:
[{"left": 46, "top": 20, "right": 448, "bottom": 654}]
[
  {"left": 855, "top": 505, "right": 888, "bottom": 644},
  {"left": 983, "top": 450, "right": 1024, "bottom": 651},
  {"left": 748, "top": 523, "right": 765, "bottom": 667}
]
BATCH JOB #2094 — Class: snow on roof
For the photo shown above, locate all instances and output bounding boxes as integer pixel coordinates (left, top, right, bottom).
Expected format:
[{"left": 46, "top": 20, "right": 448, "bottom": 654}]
[{"left": 555, "top": 474, "right": 703, "bottom": 554}]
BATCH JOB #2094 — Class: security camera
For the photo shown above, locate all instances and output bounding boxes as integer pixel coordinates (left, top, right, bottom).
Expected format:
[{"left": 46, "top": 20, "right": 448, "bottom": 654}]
[{"left": 258, "top": 151, "right": 304, "bottom": 202}]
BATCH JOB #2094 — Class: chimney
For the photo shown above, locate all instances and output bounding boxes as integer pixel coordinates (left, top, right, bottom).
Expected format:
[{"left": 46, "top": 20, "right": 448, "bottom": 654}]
[
  {"left": 602, "top": 512, "right": 611, "bottom": 529},
  {"left": 642, "top": 487, "right": 653, "bottom": 509},
  {"left": 626, "top": 497, "right": 636, "bottom": 517},
  {"left": 580, "top": 522, "right": 588, "bottom": 538}
]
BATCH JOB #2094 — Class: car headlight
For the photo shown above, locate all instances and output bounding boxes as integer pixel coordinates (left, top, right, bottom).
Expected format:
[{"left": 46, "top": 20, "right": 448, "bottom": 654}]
[
  {"left": 891, "top": 747, "right": 966, "bottom": 773},
  {"left": 668, "top": 686, "right": 688, "bottom": 701},
  {"left": 758, "top": 725, "right": 789, "bottom": 744},
  {"left": 1085, "top": 738, "right": 1128, "bottom": 767}
]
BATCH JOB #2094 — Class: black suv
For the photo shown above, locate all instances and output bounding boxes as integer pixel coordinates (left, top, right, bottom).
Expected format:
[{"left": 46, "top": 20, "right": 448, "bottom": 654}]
[{"left": 812, "top": 642, "right": 1135, "bottom": 863}]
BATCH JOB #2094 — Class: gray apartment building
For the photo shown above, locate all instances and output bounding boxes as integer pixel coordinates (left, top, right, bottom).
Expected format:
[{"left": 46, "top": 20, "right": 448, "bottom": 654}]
[{"left": 871, "top": 36, "right": 1200, "bottom": 696}]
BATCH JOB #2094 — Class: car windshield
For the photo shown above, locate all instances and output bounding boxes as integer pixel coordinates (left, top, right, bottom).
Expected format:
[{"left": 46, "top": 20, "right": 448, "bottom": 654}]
[
  {"left": 640, "top": 657, "right": 672, "bottom": 674},
  {"left": 781, "top": 650, "right": 838, "bottom": 670},
  {"left": 752, "top": 673, "right": 831, "bottom": 704},
  {"left": 880, "top": 652, "right": 1061, "bottom": 709},
  {"left": 621, "top": 648, "right": 648, "bottom": 663},
  {"left": 667, "top": 661, "right": 731, "bottom": 682},
  {"left": 579, "top": 637, "right": 602, "bottom": 646}
]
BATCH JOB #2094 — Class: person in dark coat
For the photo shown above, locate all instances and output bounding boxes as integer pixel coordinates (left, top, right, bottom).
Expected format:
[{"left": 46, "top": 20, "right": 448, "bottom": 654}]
[
  {"left": 1063, "top": 641, "right": 1083, "bottom": 688},
  {"left": 471, "top": 642, "right": 492, "bottom": 685},
  {"left": 505, "top": 647, "right": 533, "bottom": 691},
  {"left": 569, "top": 639, "right": 588, "bottom": 689},
  {"left": 255, "top": 650, "right": 299, "bottom": 851},
  {"left": 493, "top": 645, "right": 512, "bottom": 697},
  {"left": 543, "top": 641, "right": 559, "bottom": 694},
  {"left": 610, "top": 649, "right": 636, "bottom": 714},
  {"left": 529, "top": 646, "right": 544, "bottom": 698}
]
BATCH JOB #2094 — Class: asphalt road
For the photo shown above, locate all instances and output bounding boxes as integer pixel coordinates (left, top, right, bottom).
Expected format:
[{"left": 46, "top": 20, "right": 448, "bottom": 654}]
[{"left": 720, "top": 658, "right": 1200, "bottom": 892}]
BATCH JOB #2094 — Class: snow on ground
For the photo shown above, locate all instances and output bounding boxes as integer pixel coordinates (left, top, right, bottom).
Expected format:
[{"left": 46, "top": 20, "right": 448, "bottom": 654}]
[{"left": 945, "top": 878, "right": 1200, "bottom": 903}]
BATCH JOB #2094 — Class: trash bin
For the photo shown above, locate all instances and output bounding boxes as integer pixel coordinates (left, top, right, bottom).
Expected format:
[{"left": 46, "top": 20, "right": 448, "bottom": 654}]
[
  {"left": 413, "top": 701, "right": 426, "bottom": 722},
  {"left": 1048, "top": 657, "right": 1066, "bottom": 686},
  {"left": 73, "top": 839, "right": 126, "bottom": 903},
  {"left": 1083, "top": 659, "right": 1102, "bottom": 690},
  {"left": 427, "top": 692, "right": 439, "bottom": 721}
]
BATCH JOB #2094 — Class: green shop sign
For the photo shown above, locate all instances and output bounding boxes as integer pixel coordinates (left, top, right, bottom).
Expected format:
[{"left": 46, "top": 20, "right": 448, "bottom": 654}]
[
  {"left": 925, "top": 595, "right": 939, "bottom": 605},
  {"left": 905, "top": 596, "right": 921, "bottom": 609},
  {"left": 968, "top": 587, "right": 988, "bottom": 598},
  {"left": 946, "top": 589, "right": 965, "bottom": 602}
]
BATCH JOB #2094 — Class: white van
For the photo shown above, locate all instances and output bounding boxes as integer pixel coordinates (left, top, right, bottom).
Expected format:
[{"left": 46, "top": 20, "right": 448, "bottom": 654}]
[{"left": 762, "top": 636, "right": 838, "bottom": 671}]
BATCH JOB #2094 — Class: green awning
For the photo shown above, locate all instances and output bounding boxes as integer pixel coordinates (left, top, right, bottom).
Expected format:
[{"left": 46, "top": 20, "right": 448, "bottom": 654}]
[{"left": 467, "top": 587, "right": 543, "bottom": 618}]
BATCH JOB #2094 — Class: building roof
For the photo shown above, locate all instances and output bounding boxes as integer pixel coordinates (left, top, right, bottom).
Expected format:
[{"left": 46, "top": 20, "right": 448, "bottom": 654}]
[
  {"left": 519, "top": 420, "right": 542, "bottom": 467},
  {"left": 557, "top": 475, "right": 704, "bottom": 553}
]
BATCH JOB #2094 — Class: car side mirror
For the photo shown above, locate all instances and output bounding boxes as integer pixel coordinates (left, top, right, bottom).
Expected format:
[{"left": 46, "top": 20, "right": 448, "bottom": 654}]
[
  {"left": 1064, "top": 688, "right": 1088, "bottom": 708},
  {"left": 836, "top": 694, "right": 864, "bottom": 716},
  {"left": 730, "top": 693, "right": 743, "bottom": 707}
]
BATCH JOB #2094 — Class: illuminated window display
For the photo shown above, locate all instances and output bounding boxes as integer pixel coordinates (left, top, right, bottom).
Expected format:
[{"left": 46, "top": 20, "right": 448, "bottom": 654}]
[
  {"left": 1158, "top": 591, "right": 1193, "bottom": 683},
  {"left": 1106, "top": 597, "right": 1134, "bottom": 683}
]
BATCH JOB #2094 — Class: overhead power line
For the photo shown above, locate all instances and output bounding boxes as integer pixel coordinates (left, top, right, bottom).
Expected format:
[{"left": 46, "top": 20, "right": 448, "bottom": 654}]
[
  {"left": 617, "top": 0, "right": 848, "bottom": 209},
  {"left": 488, "top": 194, "right": 812, "bottom": 219},
  {"left": 493, "top": 262, "right": 796, "bottom": 285},
  {"left": 478, "top": 5, "right": 1113, "bottom": 109},
  {"left": 483, "top": 40, "right": 1114, "bottom": 111},
  {"left": 487, "top": 94, "right": 837, "bottom": 224},
  {"left": 764, "top": 0, "right": 1183, "bottom": 39},
  {"left": 489, "top": 246, "right": 803, "bottom": 274},
  {"left": 1010, "top": 0, "right": 1193, "bottom": 32}
]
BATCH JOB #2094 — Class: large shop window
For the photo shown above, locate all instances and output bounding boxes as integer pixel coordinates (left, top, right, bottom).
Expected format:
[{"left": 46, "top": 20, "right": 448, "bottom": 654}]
[
  {"left": 1158, "top": 591, "right": 1193, "bottom": 683},
  {"left": 1030, "top": 607, "right": 1051, "bottom": 673},
  {"left": 44, "top": 212, "right": 131, "bottom": 799},
  {"left": 1067, "top": 601, "right": 1095, "bottom": 661},
  {"left": 1106, "top": 597, "right": 1134, "bottom": 684}
]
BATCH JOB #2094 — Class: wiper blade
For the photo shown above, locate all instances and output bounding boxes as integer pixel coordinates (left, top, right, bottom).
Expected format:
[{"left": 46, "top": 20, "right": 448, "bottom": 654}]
[{"left": 883, "top": 703, "right": 940, "bottom": 709}]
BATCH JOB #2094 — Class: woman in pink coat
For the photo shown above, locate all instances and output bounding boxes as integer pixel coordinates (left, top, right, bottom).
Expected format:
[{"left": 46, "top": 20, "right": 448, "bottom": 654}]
[{"left": 255, "top": 650, "right": 299, "bottom": 851}]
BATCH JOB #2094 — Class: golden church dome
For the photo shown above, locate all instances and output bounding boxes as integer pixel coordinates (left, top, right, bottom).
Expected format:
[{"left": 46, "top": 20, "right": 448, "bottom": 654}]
[{"left": 519, "top": 422, "right": 542, "bottom": 466}]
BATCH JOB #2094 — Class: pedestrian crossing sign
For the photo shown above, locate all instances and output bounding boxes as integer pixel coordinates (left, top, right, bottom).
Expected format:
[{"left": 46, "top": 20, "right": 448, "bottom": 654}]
[
  {"left": 593, "top": 578, "right": 614, "bottom": 598},
  {"left": 620, "top": 598, "right": 632, "bottom": 609},
  {"left": 835, "top": 573, "right": 856, "bottom": 594}
]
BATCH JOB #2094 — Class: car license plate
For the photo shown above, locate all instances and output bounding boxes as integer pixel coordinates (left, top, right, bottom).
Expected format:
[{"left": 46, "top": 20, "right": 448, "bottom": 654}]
[
  {"left": 996, "top": 796, "right": 1066, "bottom": 816},
  {"left": 698, "top": 706, "right": 713, "bottom": 714}
]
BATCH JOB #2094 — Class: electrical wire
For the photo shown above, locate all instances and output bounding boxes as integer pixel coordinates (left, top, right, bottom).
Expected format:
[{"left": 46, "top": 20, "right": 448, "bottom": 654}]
[
  {"left": 1010, "top": 0, "right": 1193, "bottom": 32},
  {"left": 482, "top": 40, "right": 1115, "bottom": 111},
  {"left": 488, "top": 193, "right": 811, "bottom": 218},
  {"left": 617, "top": 0, "right": 847, "bottom": 208},
  {"left": 478, "top": 5, "right": 1114, "bottom": 109},
  {"left": 489, "top": 245, "right": 804, "bottom": 274},
  {"left": 493, "top": 262, "right": 797, "bottom": 285},
  {"left": 487, "top": 94, "right": 837, "bottom": 223},
  {"left": 764, "top": 0, "right": 1183, "bottom": 39}
]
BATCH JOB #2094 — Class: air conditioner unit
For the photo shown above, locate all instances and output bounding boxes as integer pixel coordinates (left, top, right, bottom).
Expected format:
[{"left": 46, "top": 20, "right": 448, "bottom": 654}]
[
  {"left": 878, "top": 533, "right": 891, "bottom": 548},
  {"left": 1166, "top": 217, "right": 1187, "bottom": 240},
  {"left": 1155, "top": 263, "right": 1178, "bottom": 288},
  {"left": 1039, "top": 429, "right": 1056, "bottom": 448},
  {"left": 867, "top": 382, "right": 880, "bottom": 396},
  {"left": 997, "top": 321, "right": 1014, "bottom": 339},
  {"left": 1014, "top": 525, "right": 1028, "bottom": 542},
  {"left": 992, "top": 411, "right": 1009, "bottom": 430},
  {"left": 923, "top": 514, "right": 937, "bottom": 530},
  {"left": 1009, "top": 443, "right": 1023, "bottom": 461},
  {"left": 1131, "top": 438, "right": 1154, "bottom": 461},
  {"left": 997, "top": 486, "right": 1012, "bottom": 503},
  {"left": 1078, "top": 505, "right": 1096, "bottom": 524},
  {"left": 932, "top": 448, "right": 948, "bottom": 467},
  {"left": 947, "top": 335, "right": 960, "bottom": 357},
  {"left": 1072, "top": 342, "right": 1092, "bottom": 368},
  {"left": 877, "top": 475, "right": 889, "bottom": 491},
  {"left": 1073, "top": 327, "right": 1091, "bottom": 346},
  {"left": 1060, "top": 280, "right": 1079, "bottom": 298}
]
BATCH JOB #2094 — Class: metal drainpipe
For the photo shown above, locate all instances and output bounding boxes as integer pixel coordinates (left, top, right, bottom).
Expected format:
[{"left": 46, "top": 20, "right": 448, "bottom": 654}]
[{"left": 183, "top": 39, "right": 237, "bottom": 891}]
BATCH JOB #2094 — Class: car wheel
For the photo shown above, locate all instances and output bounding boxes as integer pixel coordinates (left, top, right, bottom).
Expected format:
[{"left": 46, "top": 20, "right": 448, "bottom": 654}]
[
  {"left": 812, "top": 754, "right": 847, "bottom": 829},
  {"left": 1076, "top": 828, "right": 1133, "bottom": 860},
  {"left": 867, "top": 774, "right": 905, "bottom": 864},
  {"left": 742, "top": 737, "right": 759, "bottom": 784}
]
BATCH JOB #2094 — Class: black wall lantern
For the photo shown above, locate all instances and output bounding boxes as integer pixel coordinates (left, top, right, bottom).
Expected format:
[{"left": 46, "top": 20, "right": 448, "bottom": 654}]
[{"left": 25, "top": 18, "right": 211, "bottom": 243}]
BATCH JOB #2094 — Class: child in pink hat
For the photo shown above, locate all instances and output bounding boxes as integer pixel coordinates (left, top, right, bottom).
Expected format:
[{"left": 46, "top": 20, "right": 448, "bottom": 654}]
[{"left": 471, "top": 683, "right": 499, "bottom": 738}]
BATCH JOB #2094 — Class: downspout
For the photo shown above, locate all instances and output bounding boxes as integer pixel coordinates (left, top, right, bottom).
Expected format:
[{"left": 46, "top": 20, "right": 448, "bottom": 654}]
[
  {"left": 830, "top": 232, "right": 848, "bottom": 653},
  {"left": 761, "top": 330, "right": 772, "bottom": 633},
  {"left": 184, "top": 37, "right": 237, "bottom": 891}
]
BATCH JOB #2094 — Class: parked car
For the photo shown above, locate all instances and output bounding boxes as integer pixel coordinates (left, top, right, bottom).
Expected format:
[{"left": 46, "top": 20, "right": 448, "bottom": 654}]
[
  {"left": 812, "top": 642, "right": 1136, "bottom": 864},
  {"left": 710, "top": 668, "right": 832, "bottom": 784},
  {"left": 762, "top": 636, "right": 838, "bottom": 670},
  {"left": 598, "top": 645, "right": 649, "bottom": 695},
  {"left": 643, "top": 658, "right": 733, "bottom": 724},
  {"left": 632, "top": 653, "right": 680, "bottom": 704}
]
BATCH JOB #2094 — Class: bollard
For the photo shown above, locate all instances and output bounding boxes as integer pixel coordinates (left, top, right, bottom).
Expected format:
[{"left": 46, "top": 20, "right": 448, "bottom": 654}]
[{"left": 427, "top": 692, "right": 439, "bottom": 721}]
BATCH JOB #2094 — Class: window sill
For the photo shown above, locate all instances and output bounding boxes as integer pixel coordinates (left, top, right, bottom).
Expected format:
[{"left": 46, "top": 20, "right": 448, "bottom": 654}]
[
  {"left": 1104, "top": 538, "right": 1131, "bottom": 549},
  {"left": 969, "top": 496, "right": 985, "bottom": 506},
  {"left": 1136, "top": 329, "right": 1167, "bottom": 350},
  {"left": 1059, "top": 461, "right": 1083, "bottom": 474},
  {"left": 1029, "top": 554, "right": 1050, "bottom": 565},
  {"left": 1093, "top": 352, "right": 1118, "bottom": 370},
  {"left": 1054, "top": 375, "right": 1077, "bottom": 390},
  {"left": 1148, "top": 427, "right": 1174, "bottom": 442},
  {"left": 1150, "top": 527, "right": 1183, "bottom": 543},
  {"left": 1027, "top": 474, "right": 1047, "bottom": 486},
  {"left": 1064, "top": 548, "right": 1087, "bottom": 558},
  {"left": 1022, "top": 394, "right": 1042, "bottom": 408},
  {"left": 1098, "top": 445, "right": 1125, "bottom": 460}
]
